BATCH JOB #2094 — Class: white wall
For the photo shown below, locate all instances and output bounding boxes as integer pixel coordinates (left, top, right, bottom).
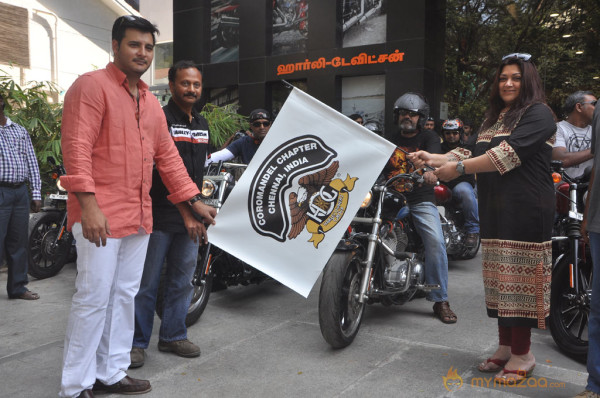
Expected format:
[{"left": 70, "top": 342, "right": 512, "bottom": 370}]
[
  {"left": 0, "top": 0, "right": 136, "bottom": 99},
  {"left": 139, "top": 0, "right": 172, "bottom": 87},
  {"left": 139, "top": 0, "right": 172, "bottom": 41}
]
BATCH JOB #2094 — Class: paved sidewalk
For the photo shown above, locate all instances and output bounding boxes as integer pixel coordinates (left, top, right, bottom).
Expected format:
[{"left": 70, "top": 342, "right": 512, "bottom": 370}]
[{"left": 0, "top": 251, "right": 588, "bottom": 397}]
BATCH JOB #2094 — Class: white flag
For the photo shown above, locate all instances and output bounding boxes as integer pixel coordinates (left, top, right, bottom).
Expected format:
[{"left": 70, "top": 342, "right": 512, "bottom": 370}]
[{"left": 208, "top": 88, "right": 396, "bottom": 297}]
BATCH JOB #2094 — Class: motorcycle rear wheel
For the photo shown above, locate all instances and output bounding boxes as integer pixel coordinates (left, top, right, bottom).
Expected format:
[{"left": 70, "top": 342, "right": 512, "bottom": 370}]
[
  {"left": 27, "top": 212, "right": 71, "bottom": 279},
  {"left": 318, "top": 251, "right": 366, "bottom": 348},
  {"left": 155, "top": 268, "right": 213, "bottom": 327},
  {"left": 549, "top": 252, "right": 591, "bottom": 363}
]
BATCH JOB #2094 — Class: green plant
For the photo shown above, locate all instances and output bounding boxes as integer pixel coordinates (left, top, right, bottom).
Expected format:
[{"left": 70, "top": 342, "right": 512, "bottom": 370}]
[
  {"left": 0, "top": 71, "right": 63, "bottom": 193},
  {"left": 200, "top": 102, "right": 249, "bottom": 148}
]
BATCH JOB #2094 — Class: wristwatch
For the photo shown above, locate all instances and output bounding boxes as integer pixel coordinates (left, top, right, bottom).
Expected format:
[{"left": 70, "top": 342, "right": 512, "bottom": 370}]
[
  {"left": 189, "top": 194, "right": 203, "bottom": 205},
  {"left": 456, "top": 161, "right": 466, "bottom": 176}
]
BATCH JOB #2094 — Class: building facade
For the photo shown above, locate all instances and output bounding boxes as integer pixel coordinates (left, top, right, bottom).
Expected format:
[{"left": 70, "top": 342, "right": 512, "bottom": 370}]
[{"left": 170, "top": 0, "right": 446, "bottom": 135}]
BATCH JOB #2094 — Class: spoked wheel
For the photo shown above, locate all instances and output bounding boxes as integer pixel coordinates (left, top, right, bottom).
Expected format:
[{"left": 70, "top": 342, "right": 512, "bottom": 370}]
[
  {"left": 28, "top": 212, "right": 71, "bottom": 279},
  {"left": 549, "top": 252, "right": 592, "bottom": 363},
  {"left": 318, "top": 251, "right": 366, "bottom": 348}
]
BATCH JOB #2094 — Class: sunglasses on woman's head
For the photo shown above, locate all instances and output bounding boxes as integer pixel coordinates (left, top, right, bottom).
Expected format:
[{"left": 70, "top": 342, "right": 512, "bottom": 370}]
[{"left": 502, "top": 53, "right": 532, "bottom": 62}]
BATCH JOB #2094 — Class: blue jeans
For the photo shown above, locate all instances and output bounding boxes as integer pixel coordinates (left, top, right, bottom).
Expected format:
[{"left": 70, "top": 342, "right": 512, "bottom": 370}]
[
  {"left": 133, "top": 230, "right": 199, "bottom": 347},
  {"left": 408, "top": 202, "right": 448, "bottom": 302},
  {"left": 0, "top": 185, "right": 30, "bottom": 297},
  {"left": 452, "top": 182, "right": 479, "bottom": 234},
  {"left": 587, "top": 231, "right": 600, "bottom": 394}
]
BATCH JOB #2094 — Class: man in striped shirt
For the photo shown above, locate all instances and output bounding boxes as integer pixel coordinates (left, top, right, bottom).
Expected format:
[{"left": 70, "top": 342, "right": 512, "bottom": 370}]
[{"left": 0, "top": 93, "right": 42, "bottom": 300}]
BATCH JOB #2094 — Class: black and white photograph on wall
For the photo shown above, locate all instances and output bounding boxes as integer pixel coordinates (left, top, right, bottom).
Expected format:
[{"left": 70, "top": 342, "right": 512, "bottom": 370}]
[
  {"left": 272, "top": 0, "right": 309, "bottom": 56},
  {"left": 341, "top": 75, "right": 385, "bottom": 135},
  {"left": 211, "top": 0, "right": 240, "bottom": 63},
  {"left": 342, "top": 0, "right": 387, "bottom": 48},
  {"left": 207, "top": 86, "right": 240, "bottom": 108}
]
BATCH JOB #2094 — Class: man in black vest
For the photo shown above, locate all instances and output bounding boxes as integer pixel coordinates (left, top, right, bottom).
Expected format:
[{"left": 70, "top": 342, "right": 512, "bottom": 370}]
[{"left": 131, "top": 60, "right": 210, "bottom": 367}]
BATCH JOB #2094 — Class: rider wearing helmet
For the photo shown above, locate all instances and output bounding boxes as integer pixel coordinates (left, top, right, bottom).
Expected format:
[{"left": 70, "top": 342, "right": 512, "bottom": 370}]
[
  {"left": 424, "top": 116, "right": 436, "bottom": 131},
  {"left": 206, "top": 109, "right": 273, "bottom": 165},
  {"left": 441, "top": 118, "right": 480, "bottom": 248},
  {"left": 383, "top": 92, "right": 457, "bottom": 324}
]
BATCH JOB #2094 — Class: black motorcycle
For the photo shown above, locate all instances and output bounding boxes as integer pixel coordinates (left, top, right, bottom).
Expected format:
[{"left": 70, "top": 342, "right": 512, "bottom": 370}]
[
  {"left": 434, "top": 182, "right": 480, "bottom": 260},
  {"left": 27, "top": 159, "right": 76, "bottom": 279},
  {"left": 549, "top": 161, "right": 592, "bottom": 363},
  {"left": 318, "top": 170, "right": 439, "bottom": 348},
  {"left": 155, "top": 162, "right": 267, "bottom": 326}
]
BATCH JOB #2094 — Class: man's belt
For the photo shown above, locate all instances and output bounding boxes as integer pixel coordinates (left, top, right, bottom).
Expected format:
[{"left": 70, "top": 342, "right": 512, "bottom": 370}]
[{"left": 0, "top": 181, "right": 25, "bottom": 188}]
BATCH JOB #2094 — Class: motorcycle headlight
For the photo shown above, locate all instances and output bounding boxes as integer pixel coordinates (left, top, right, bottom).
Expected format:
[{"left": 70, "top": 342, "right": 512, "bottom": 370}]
[
  {"left": 56, "top": 177, "right": 67, "bottom": 192},
  {"left": 201, "top": 179, "right": 216, "bottom": 198},
  {"left": 360, "top": 191, "right": 373, "bottom": 208}
]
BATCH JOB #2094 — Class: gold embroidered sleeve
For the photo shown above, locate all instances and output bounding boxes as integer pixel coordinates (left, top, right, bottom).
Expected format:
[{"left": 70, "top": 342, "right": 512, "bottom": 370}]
[
  {"left": 448, "top": 147, "right": 471, "bottom": 161},
  {"left": 485, "top": 140, "right": 522, "bottom": 175}
]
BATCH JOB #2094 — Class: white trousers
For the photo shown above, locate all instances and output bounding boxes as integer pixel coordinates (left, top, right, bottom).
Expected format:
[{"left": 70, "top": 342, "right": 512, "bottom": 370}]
[{"left": 59, "top": 223, "right": 150, "bottom": 398}]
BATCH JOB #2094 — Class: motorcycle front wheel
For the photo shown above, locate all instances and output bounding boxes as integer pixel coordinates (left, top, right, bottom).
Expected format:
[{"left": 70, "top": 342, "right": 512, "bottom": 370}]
[
  {"left": 318, "top": 250, "right": 366, "bottom": 348},
  {"left": 155, "top": 267, "right": 213, "bottom": 327},
  {"left": 549, "top": 251, "right": 592, "bottom": 363},
  {"left": 27, "top": 212, "right": 71, "bottom": 279}
]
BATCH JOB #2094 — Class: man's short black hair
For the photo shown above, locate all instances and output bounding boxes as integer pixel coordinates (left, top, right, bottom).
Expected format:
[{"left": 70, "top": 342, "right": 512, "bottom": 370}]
[
  {"left": 168, "top": 60, "right": 201, "bottom": 83},
  {"left": 348, "top": 113, "right": 362, "bottom": 121},
  {"left": 112, "top": 15, "right": 159, "bottom": 46}
]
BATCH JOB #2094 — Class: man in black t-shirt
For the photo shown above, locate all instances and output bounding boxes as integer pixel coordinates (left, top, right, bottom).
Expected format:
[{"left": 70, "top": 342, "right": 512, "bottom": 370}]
[
  {"left": 132, "top": 61, "right": 210, "bottom": 367},
  {"left": 383, "top": 92, "right": 456, "bottom": 324}
]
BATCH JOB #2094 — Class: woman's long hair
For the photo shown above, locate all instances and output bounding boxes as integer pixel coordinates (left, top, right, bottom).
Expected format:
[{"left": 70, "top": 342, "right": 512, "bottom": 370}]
[{"left": 480, "top": 57, "right": 547, "bottom": 131}]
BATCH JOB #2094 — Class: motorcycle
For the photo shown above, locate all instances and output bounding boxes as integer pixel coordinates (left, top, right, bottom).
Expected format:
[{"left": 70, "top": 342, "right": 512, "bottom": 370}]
[
  {"left": 27, "top": 159, "right": 76, "bottom": 279},
  {"left": 549, "top": 160, "right": 592, "bottom": 363},
  {"left": 318, "top": 170, "right": 440, "bottom": 348},
  {"left": 273, "top": 0, "right": 308, "bottom": 37},
  {"left": 212, "top": 1, "right": 240, "bottom": 49},
  {"left": 155, "top": 162, "right": 268, "bottom": 326},
  {"left": 434, "top": 183, "right": 480, "bottom": 260}
]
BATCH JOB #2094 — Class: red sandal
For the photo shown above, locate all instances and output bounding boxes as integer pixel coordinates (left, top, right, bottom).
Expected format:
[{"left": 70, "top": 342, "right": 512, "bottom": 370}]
[
  {"left": 494, "top": 364, "right": 535, "bottom": 385},
  {"left": 477, "top": 358, "right": 508, "bottom": 373}
]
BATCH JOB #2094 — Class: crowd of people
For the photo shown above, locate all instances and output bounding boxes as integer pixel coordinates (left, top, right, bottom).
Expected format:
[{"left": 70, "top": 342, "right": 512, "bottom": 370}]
[{"left": 1, "top": 13, "right": 599, "bottom": 398}]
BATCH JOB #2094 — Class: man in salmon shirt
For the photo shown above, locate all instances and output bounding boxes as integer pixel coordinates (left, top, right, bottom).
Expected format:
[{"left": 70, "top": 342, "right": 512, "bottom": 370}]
[{"left": 58, "top": 16, "right": 216, "bottom": 398}]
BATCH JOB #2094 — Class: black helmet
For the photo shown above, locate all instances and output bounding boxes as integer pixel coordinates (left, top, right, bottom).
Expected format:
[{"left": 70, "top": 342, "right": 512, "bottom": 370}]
[{"left": 393, "top": 92, "right": 430, "bottom": 129}]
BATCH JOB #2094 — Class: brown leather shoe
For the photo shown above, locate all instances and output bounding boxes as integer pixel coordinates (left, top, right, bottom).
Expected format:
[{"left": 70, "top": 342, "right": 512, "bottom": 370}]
[
  {"left": 433, "top": 301, "right": 457, "bottom": 324},
  {"left": 93, "top": 376, "right": 151, "bottom": 395},
  {"left": 465, "top": 233, "right": 479, "bottom": 248},
  {"left": 158, "top": 339, "right": 200, "bottom": 358},
  {"left": 76, "top": 389, "right": 94, "bottom": 398},
  {"left": 10, "top": 290, "right": 40, "bottom": 300},
  {"left": 129, "top": 347, "right": 145, "bottom": 369}
]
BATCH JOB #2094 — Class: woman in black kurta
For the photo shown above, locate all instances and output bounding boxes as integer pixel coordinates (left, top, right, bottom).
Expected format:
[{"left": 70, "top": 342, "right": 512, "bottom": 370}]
[
  {"left": 475, "top": 104, "right": 555, "bottom": 331},
  {"left": 408, "top": 54, "right": 556, "bottom": 384}
]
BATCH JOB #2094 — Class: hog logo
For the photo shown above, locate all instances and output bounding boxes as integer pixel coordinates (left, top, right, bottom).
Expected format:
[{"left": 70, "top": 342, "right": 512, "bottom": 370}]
[{"left": 248, "top": 135, "right": 357, "bottom": 248}]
